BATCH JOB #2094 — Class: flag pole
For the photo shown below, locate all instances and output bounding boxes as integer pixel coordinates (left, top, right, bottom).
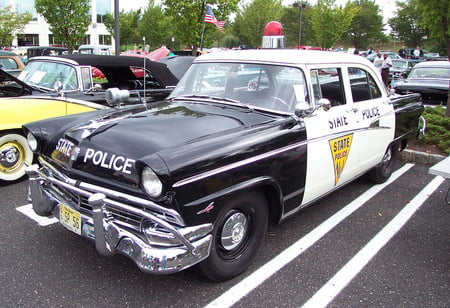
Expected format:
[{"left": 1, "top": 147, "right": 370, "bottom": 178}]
[{"left": 200, "top": 22, "right": 206, "bottom": 51}]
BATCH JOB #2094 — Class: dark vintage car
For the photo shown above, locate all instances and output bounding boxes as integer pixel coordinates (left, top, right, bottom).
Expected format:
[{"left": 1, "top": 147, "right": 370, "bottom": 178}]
[
  {"left": 389, "top": 59, "right": 414, "bottom": 85},
  {"left": 0, "top": 54, "right": 181, "bottom": 104},
  {"left": 23, "top": 50, "right": 424, "bottom": 281},
  {"left": 393, "top": 61, "right": 450, "bottom": 105}
]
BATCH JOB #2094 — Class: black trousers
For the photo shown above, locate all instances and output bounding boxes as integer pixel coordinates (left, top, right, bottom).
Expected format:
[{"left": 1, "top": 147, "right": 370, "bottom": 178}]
[{"left": 381, "top": 68, "right": 389, "bottom": 87}]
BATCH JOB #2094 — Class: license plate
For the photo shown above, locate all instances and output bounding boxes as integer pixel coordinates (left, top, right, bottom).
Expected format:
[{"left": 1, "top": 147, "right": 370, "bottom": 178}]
[{"left": 59, "top": 204, "right": 81, "bottom": 235}]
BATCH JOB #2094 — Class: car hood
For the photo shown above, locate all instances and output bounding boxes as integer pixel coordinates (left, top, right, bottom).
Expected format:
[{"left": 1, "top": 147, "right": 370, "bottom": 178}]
[
  {"left": 34, "top": 100, "right": 281, "bottom": 187},
  {"left": 0, "top": 68, "right": 44, "bottom": 97}
]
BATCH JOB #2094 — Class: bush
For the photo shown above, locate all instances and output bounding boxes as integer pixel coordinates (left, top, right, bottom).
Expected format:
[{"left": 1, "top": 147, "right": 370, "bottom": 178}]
[{"left": 419, "top": 105, "right": 450, "bottom": 155}]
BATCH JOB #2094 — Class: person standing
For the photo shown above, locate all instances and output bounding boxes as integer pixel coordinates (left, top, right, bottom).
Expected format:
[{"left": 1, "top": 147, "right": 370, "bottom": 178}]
[
  {"left": 413, "top": 46, "right": 422, "bottom": 59},
  {"left": 373, "top": 51, "right": 383, "bottom": 73},
  {"left": 381, "top": 53, "right": 393, "bottom": 87},
  {"left": 398, "top": 46, "right": 406, "bottom": 58}
]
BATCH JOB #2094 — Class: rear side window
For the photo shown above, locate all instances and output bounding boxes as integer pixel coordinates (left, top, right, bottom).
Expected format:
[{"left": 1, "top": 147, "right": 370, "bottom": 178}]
[{"left": 348, "top": 67, "right": 381, "bottom": 102}]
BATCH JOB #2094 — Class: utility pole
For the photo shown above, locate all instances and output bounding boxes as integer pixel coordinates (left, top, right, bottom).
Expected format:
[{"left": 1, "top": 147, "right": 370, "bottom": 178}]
[
  {"left": 293, "top": 2, "right": 306, "bottom": 49},
  {"left": 114, "top": 0, "right": 120, "bottom": 55}
]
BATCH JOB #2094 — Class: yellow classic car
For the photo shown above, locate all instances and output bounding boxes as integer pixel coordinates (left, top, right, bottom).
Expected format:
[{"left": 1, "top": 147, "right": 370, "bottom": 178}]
[{"left": 0, "top": 96, "right": 108, "bottom": 183}]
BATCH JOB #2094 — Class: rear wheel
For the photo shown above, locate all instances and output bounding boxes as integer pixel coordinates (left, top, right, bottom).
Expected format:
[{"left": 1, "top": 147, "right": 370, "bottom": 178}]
[
  {"left": 0, "top": 132, "right": 33, "bottom": 183},
  {"left": 197, "top": 191, "right": 268, "bottom": 282},
  {"left": 368, "top": 144, "right": 398, "bottom": 184}
]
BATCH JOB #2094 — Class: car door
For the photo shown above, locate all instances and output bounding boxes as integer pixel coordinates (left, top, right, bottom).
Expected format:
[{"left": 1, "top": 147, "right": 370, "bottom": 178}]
[
  {"left": 344, "top": 65, "right": 395, "bottom": 173},
  {"left": 301, "top": 67, "right": 361, "bottom": 205}
]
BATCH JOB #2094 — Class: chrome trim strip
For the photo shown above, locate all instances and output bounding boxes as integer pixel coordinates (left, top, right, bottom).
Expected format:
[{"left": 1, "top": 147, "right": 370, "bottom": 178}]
[
  {"left": 173, "top": 139, "right": 309, "bottom": 188},
  {"left": 173, "top": 125, "right": 389, "bottom": 188}
]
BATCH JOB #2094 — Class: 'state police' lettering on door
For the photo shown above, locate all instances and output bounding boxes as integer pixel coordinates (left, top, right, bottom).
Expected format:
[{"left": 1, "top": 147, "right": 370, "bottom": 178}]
[{"left": 329, "top": 133, "right": 353, "bottom": 185}]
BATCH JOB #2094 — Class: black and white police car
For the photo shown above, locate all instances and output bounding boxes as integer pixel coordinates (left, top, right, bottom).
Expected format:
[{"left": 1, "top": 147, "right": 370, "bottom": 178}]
[{"left": 24, "top": 50, "right": 424, "bottom": 281}]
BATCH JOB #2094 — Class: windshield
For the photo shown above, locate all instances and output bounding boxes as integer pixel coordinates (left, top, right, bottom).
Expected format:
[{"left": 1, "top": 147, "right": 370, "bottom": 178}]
[
  {"left": 170, "top": 62, "right": 308, "bottom": 113},
  {"left": 408, "top": 67, "right": 450, "bottom": 79},
  {"left": 18, "top": 61, "right": 79, "bottom": 90},
  {"left": 392, "top": 60, "right": 407, "bottom": 69}
]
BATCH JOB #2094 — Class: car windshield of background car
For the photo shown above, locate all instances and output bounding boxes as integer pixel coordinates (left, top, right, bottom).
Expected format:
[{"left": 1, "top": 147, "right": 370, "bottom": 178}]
[
  {"left": 409, "top": 68, "right": 450, "bottom": 79},
  {"left": 170, "top": 62, "right": 308, "bottom": 113},
  {"left": 18, "top": 61, "right": 78, "bottom": 90}
]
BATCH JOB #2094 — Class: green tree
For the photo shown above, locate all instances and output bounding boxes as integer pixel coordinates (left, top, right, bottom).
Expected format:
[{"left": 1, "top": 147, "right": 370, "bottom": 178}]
[
  {"left": 232, "top": 0, "right": 283, "bottom": 48},
  {"left": 35, "top": 0, "right": 90, "bottom": 52},
  {"left": 104, "top": 9, "right": 142, "bottom": 51},
  {"left": 411, "top": 0, "right": 450, "bottom": 57},
  {"left": 345, "top": 0, "right": 383, "bottom": 49},
  {"left": 310, "top": 0, "right": 358, "bottom": 49},
  {"left": 280, "top": 2, "right": 314, "bottom": 48},
  {"left": 163, "top": 0, "right": 238, "bottom": 52},
  {"left": 138, "top": 2, "right": 174, "bottom": 49},
  {"left": 388, "top": 1, "right": 427, "bottom": 48},
  {"left": 0, "top": 6, "right": 32, "bottom": 48}
]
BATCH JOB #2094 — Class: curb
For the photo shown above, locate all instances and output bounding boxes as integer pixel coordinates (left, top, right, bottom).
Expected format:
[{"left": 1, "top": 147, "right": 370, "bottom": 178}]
[{"left": 400, "top": 149, "right": 447, "bottom": 165}]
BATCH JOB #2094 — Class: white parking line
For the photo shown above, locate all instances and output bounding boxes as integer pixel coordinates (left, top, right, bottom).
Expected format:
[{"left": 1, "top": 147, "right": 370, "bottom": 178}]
[
  {"left": 204, "top": 163, "right": 414, "bottom": 308},
  {"left": 302, "top": 175, "right": 445, "bottom": 308},
  {"left": 16, "top": 204, "right": 58, "bottom": 226}
]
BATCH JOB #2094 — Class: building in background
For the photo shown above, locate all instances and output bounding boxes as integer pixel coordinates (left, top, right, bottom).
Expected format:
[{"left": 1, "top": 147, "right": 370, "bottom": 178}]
[{"left": 0, "top": 0, "right": 113, "bottom": 49}]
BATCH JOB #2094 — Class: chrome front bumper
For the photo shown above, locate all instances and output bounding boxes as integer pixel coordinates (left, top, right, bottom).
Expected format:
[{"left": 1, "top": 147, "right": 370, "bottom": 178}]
[{"left": 26, "top": 163, "right": 213, "bottom": 274}]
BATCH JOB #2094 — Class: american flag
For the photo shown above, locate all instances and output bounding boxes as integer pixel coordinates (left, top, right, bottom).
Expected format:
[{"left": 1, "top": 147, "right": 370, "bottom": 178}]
[{"left": 204, "top": 4, "right": 226, "bottom": 31}]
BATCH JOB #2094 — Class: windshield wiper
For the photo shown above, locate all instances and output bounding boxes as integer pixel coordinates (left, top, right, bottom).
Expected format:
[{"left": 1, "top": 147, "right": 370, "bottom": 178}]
[
  {"left": 26, "top": 81, "right": 54, "bottom": 93},
  {"left": 170, "top": 94, "right": 252, "bottom": 110}
]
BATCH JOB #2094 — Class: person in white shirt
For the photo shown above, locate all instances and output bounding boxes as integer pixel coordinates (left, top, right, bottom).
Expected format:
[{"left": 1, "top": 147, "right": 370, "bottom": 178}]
[
  {"left": 413, "top": 46, "right": 422, "bottom": 59},
  {"left": 381, "top": 53, "right": 393, "bottom": 87},
  {"left": 373, "top": 51, "right": 383, "bottom": 72}
]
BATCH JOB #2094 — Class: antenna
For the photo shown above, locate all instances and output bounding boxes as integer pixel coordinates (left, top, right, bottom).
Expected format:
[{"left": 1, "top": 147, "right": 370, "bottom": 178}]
[{"left": 143, "top": 36, "right": 146, "bottom": 102}]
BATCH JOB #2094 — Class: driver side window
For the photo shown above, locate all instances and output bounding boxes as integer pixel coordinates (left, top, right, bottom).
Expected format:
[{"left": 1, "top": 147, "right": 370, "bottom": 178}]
[{"left": 310, "top": 68, "right": 345, "bottom": 107}]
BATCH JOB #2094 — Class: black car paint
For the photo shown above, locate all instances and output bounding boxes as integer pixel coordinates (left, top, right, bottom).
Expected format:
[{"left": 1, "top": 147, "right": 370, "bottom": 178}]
[
  {"left": 24, "top": 99, "right": 308, "bottom": 225},
  {"left": 24, "top": 91, "right": 423, "bottom": 227}
]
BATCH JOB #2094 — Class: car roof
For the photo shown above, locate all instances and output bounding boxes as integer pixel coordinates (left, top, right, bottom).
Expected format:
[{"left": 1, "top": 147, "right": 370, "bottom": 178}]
[
  {"left": 0, "top": 50, "right": 18, "bottom": 56},
  {"left": 195, "top": 49, "right": 373, "bottom": 66},
  {"left": 413, "top": 61, "right": 450, "bottom": 68},
  {"left": 28, "top": 54, "right": 179, "bottom": 86}
]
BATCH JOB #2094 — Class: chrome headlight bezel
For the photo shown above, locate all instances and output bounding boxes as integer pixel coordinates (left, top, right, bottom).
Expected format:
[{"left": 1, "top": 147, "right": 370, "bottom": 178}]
[
  {"left": 27, "top": 132, "right": 38, "bottom": 152},
  {"left": 141, "top": 166, "right": 163, "bottom": 198}
]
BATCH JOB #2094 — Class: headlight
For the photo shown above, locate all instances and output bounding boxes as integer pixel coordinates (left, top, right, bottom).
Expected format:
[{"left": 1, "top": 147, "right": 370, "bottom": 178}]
[
  {"left": 141, "top": 166, "right": 163, "bottom": 198},
  {"left": 27, "top": 132, "right": 38, "bottom": 152}
]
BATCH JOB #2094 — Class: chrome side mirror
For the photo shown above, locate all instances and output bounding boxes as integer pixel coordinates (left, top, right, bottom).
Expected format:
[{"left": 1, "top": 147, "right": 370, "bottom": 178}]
[
  {"left": 53, "top": 80, "right": 63, "bottom": 96},
  {"left": 317, "top": 98, "right": 331, "bottom": 111}
]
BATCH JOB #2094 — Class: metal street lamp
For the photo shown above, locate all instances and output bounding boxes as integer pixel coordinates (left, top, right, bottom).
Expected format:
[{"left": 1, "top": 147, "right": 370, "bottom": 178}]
[{"left": 293, "top": 2, "right": 306, "bottom": 49}]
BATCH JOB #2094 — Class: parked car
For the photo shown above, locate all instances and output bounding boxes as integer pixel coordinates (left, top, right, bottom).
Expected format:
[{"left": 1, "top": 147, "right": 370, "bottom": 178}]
[
  {"left": 366, "top": 51, "right": 401, "bottom": 62},
  {"left": 0, "top": 50, "right": 25, "bottom": 77},
  {"left": 389, "top": 59, "right": 414, "bottom": 85},
  {"left": 1, "top": 54, "right": 182, "bottom": 103},
  {"left": 24, "top": 50, "right": 424, "bottom": 281},
  {"left": 0, "top": 55, "right": 189, "bottom": 183},
  {"left": 393, "top": 61, "right": 450, "bottom": 105},
  {"left": 403, "top": 48, "right": 440, "bottom": 60},
  {"left": 77, "top": 45, "right": 113, "bottom": 55},
  {"left": 26, "top": 46, "right": 69, "bottom": 60}
]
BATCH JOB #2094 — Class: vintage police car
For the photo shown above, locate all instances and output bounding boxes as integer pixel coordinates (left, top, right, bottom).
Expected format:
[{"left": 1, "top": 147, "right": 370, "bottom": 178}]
[{"left": 23, "top": 50, "right": 424, "bottom": 281}]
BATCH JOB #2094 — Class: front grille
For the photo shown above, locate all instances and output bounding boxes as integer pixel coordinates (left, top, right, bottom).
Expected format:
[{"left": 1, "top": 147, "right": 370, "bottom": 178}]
[
  {"left": 38, "top": 157, "right": 185, "bottom": 228},
  {"left": 52, "top": 182, "right": 143, "bottom": 231}
]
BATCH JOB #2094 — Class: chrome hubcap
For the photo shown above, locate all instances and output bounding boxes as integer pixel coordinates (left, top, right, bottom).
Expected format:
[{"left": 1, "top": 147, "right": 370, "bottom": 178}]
[
  {"left": 0, "top": 144, "right": 21, "bottom": 170},
  {"left": 220, "top": 212, "right": 248, "bottom": 250}
]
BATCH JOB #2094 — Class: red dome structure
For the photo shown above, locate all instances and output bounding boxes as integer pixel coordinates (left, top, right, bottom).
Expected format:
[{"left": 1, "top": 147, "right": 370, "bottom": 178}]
[
  {"left": 263, "top": 21, "right": 284, "bottom": 36},
  {"left": 262, "top": 21, "right": 285, "bottom": 49}
]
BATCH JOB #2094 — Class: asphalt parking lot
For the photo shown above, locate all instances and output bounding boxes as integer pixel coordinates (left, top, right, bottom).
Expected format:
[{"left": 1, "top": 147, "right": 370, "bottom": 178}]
[{"left": 1, "top": 160, "right": 449, "bottom": 307}]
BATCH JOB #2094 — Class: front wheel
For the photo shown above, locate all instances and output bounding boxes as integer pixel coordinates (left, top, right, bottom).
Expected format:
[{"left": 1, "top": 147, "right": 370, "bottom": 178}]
[
  {"left": 197, "top": 190, "right": 268, "bottom": 282},
  {"left": 368, "top": 144, "right": 398, "bottom": 184},
  {"left": 0, "top": 132, "right": 33, "bottom": 183}
]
